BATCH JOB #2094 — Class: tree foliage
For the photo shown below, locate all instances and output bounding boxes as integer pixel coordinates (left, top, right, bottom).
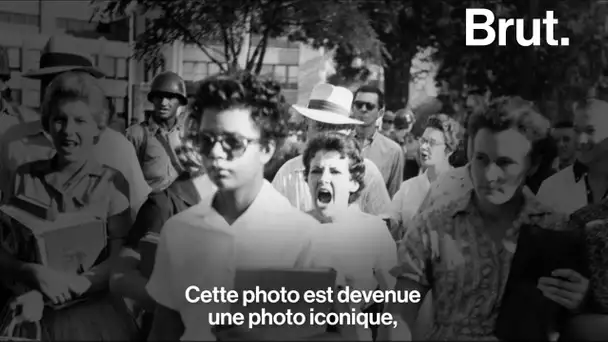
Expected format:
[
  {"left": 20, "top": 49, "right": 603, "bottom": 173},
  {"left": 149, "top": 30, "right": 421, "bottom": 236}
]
[
  {"left": 434, "top": 0, "right": 607, "bottom": 119},
  {"left": 93, "top": 0, "right": 381, "bottom": 75}
]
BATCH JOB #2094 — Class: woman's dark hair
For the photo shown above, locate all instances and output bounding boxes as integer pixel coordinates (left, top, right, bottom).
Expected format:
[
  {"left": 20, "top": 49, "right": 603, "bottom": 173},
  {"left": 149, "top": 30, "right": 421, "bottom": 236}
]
[
  {"left": 41, "top": 71, "right": 109, "bottom": 133},
  {"left": 302, "top": 132, "right": 366, "bottom": 204},
  {"left": 189, "top": 70, "right": 289, "bottom": 150},
  {"left": 467, "top": 96, "right": 550, "bottom": 165}
]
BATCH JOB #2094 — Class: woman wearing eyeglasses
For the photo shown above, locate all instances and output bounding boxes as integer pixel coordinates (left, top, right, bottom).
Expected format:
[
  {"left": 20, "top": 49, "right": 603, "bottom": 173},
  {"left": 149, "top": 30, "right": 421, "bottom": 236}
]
[
  {"left": 386, "top": 114, "right": 463, "bottom": 240},
  {"left": 145, "top": 71, "right": 323, "bottom": 341}
]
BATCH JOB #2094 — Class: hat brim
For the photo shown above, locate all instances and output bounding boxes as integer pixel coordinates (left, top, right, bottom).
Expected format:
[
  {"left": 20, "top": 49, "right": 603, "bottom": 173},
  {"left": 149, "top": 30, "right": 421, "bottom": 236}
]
[
  {"left": 292, "top": 105, "right": 363, "bottom": 125},
  {"left": 22, "top": 66, "right": 105, "bottom": 79}
]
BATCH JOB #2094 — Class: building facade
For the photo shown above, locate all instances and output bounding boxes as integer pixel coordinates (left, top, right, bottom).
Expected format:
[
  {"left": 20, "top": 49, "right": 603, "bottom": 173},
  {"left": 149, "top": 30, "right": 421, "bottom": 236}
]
[
  {"left": 0, "top": 0, "right": 131, "bottom": 126},
  {"left": 0, "top": 1, "right": 332, "bottom": 126}
]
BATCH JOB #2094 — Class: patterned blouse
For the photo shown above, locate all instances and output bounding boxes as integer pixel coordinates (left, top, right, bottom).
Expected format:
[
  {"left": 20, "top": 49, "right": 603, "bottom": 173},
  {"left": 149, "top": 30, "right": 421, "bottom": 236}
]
[
  {"left": 391, "top": 189, "right": 568, "bottom": 340},
  {"left": 568, "top": 200, "right": 608, "bottom": 312}
]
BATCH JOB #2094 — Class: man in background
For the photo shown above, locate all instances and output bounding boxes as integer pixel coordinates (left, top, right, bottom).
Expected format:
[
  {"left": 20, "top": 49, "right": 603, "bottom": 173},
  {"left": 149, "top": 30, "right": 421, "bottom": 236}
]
[
  {"left": 380, "top": 110, "right": 395, "bottom": 136},
  {"left": 352, "top": 85, "right": 404, "bottom": 197},
  {"left": 551, "top": 120, "right": 577, "bottom": 171},
  {"left": 272, "top": 83, "right": 391, "bottom": 215}
]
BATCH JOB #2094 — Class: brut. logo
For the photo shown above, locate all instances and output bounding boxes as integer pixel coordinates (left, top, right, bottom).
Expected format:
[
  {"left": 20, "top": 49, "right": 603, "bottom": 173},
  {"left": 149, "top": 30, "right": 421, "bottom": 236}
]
[{"left": 466, "top": 8, "right": 570, "bottom": 47}]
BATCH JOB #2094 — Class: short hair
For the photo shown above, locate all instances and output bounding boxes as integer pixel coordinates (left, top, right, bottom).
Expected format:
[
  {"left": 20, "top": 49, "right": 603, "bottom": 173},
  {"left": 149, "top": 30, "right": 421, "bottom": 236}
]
[
  {"left": 41, "top": 71, "right": 110, "bottom": 133},
  {"left": 424, "top": 113, "right": 463, "bottom": 153},
  {"left": 309, "top": 120, "right": 357, "bottom": 134},
  {"left": 468, "top": 96, "right": 550, "bottom": 164},
  {"left": 354, "top": 85, "right": 384, "bottom": 109},
  {"left": 190, "top": 71, "right": 289, "bottom": 149},
  {"left": 302, "top": 132, "right": 366, "bottom": 204},
  {"left": 553, "top": 120, "right": 574, "bottom": 129}
]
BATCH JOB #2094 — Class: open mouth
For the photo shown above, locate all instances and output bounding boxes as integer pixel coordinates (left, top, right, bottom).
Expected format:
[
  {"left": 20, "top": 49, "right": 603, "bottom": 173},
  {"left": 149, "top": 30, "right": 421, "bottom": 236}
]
[
  {"left": 59, "top": 139, "right": 78, "bottom": 149},
  {"left": 316, "top": 188, "right": 333, "bottom": 204}
]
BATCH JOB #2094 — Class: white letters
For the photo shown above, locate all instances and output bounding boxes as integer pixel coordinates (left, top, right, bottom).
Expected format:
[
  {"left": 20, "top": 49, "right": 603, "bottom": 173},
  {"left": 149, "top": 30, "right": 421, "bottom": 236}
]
[
  {"left": 185, "top": 285, "right": 200, "bottom": 303},
  {"left": 466, "top": 9, "right": 496, "bottom": 46},
  {"left": 466, "top": 9, "right": 569, "bottom": 47}
]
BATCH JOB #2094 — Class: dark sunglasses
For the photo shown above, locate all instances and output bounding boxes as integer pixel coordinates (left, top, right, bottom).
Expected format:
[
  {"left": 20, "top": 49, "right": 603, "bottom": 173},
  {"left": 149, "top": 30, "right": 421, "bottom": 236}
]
[
  {"left": 353, "top": 101, "right": 377, "bottom": 111},
  {"left": 194, "top": 132, "right": 260, "bottom": 159},
  {"left": 383, "top": 119, "right": 394, "bottom": 124}
]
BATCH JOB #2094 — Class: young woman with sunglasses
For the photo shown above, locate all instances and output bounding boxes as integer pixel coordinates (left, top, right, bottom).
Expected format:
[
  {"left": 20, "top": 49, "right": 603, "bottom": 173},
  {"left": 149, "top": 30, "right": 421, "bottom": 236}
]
[{"left": 145, "top": 71, "right": 323, "bottom": 340}]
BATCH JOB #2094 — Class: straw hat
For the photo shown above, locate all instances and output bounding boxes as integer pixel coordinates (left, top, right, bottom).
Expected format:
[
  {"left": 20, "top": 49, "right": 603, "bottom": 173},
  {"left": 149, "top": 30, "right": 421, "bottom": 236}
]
[{"left": 292, "top": 84, "right": 362, "bottom": 125}]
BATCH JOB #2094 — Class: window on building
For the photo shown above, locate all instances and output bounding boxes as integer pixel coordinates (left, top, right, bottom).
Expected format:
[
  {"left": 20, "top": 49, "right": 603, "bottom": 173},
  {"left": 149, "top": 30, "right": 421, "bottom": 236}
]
[
  {"left": 274, "top": 65, "right": 287, "bottom": 84},
  {"left": 23, "top": 49, "right": 40, "bottom": 72},
  {"left": 7, "top": 47, "right": 21, "bottom": 71},
  {"left": 193, "top": 62, "right": 207, "bottom": 80},
  {"left": 260, "top": 64, "right": 274, "bottom": 78},
  {"left": 100, "top": 56, "right": 116, "bottom": 79},
  {"left": 23, "top": 89, "right": 40, "bottom": 108},
  {"left": 56, "top": 18, "right": 97, "bottom": 34},
  {"left": 9, "top": 88, "right": 22, "bottom": 105},
  {"left": 0, "top": 11, "right": 38, "bottom": 27},
  {"left": 115, "top": 97, "right": 126, "bottom": 114},
  {"left": 145, "top": 61, "right": 164, "bottom": 83},
  {"left": 287, "top": 65, "right": 299, "bottom": 89},
  {"left": 208, "top": 63, "right": 222, "bottom": 77},
  {"left": 116, "top": 57, "right": 128, "bottom": 80},
  {"left": 183, "top": 61, "right": 212, "bottom": 81}
]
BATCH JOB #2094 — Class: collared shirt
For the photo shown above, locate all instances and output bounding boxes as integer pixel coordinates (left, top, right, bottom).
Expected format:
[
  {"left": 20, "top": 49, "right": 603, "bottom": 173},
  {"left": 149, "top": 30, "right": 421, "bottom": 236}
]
[
  {"left": 536, "top": 160, "right": 601, "bottom": 215},
  {"left": 0, "top": 120, "right": 150, "bottom": 218},
  {"left": 418, "top": 165, "right": 472, "bottom": 213},
  {"left": 387, "top": 170, "right": 433, "bottom": 225},
  {"left": 146, "top": 181, "right": 323, "bottom": 340},
  {"left": 391, "top": 189, "right": 568, "bottom": 340},
  {"left": 126, "top": 116, "right": 186, "bottom": 191},
  {"left": 271, "top": 155, "right": 391, "bottom": 216},
  {"left": 360, "top": 131, "right": 404, "bottom": 197}
]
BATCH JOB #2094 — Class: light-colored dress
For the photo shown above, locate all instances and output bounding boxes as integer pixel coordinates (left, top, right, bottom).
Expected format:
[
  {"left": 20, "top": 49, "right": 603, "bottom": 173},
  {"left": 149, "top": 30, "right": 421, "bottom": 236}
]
[{"left": 0, "top": 158, "right": 139, "bottom": 341}]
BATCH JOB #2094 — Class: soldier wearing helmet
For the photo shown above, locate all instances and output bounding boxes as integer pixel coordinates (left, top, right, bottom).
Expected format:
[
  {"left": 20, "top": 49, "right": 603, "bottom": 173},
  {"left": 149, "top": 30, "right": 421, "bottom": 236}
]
[{"left": 126, "top": 71, "right": 189, "bottom": 192}]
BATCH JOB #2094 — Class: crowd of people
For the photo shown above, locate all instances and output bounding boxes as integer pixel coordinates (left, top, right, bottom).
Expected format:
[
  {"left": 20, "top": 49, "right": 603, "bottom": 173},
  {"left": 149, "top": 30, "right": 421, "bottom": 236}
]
[{"left": 0, "top": 43, "right": 607, "bottom": 342}]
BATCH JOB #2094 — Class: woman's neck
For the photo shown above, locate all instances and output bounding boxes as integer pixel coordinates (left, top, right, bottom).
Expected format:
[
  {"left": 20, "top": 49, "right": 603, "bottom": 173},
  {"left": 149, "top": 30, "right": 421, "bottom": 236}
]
[
  {"left": 53, "top": 155, "right": 87, "bottom": 174},
  {"left": 312, "top": 204, "right": 354, "bottom": 224},
  {"left": 213, "top": 176, "right": 264, "bottom": 225},
  {"left": 474, "top": 190, "right": 525, "bottom": 222},
  {"left": 426, "top": 160, "right": 451, "bottom": 183}
]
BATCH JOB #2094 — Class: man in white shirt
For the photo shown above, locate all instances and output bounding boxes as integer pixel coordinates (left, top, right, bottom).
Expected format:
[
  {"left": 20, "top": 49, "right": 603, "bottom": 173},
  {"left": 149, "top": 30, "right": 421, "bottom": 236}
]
[
  {"left": 272, "top": 84, "right": 391, "bottom": 216},
  {"left": 537, "top": 99, "right": 608, "bottom": 215}
]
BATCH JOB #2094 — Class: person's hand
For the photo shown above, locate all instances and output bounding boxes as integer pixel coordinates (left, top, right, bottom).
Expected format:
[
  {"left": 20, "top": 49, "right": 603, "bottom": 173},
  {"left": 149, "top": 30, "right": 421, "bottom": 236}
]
[
  {"left": 26, "top": 264, "right": 73, "bottom": 305},
  {"left": 65, "top": 274, "right": 92, "bottom": 296},
  {"left": 11, "top": 290, "right": 44, "bottom": 322},
  {"left": 538, "top": 269, "right": 589, "bottom": 310}
]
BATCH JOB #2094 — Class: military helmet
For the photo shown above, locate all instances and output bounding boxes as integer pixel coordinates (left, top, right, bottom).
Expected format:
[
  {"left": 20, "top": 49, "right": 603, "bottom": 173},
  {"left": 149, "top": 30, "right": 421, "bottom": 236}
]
[{"left": 148, "top": 71, "right": 187, "bottom": 105}]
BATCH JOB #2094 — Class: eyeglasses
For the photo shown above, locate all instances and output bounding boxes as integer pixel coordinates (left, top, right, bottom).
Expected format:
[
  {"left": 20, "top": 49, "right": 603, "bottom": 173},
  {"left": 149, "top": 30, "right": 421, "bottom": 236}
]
[
  {"left": 353, "top": 101, "right": 377, "bottom": 111},
  {"left": 383, "top": 119, "right": 394, "bottom": 124},
  {"left": 419, "top": 137, "right": 445, "bottom": 147},
  {"left": 194, "top": 132, "right": 260, "bottom": 158}
]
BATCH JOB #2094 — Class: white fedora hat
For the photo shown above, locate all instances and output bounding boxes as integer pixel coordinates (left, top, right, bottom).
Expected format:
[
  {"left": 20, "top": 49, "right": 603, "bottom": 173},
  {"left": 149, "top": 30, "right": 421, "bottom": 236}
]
[{"left": 292, "top": 84, "right": 362, "bottom": 125}]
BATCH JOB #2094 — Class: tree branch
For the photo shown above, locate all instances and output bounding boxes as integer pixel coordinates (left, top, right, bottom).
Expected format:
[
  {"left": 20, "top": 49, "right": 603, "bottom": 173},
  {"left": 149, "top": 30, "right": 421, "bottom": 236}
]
[{"left": 156, "top": 2, "right": 226, "bottom": 70}]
